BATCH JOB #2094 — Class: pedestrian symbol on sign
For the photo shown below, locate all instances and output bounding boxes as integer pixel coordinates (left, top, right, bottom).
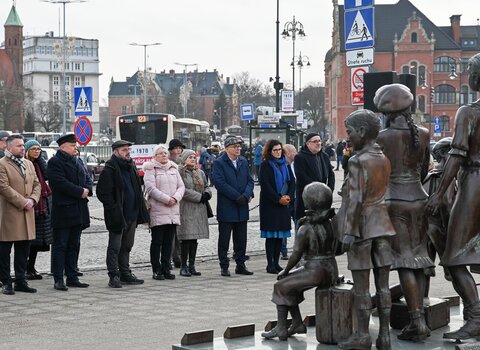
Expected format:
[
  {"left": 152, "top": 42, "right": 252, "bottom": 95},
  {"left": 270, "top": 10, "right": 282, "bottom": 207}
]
[{"left": 75, "top": 89, "right": 91, "bottom": 113}]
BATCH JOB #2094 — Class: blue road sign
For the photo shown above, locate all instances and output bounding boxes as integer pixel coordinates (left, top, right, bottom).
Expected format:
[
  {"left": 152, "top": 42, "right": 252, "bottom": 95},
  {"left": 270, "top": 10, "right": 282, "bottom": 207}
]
[
  {"left": 240, "top": 103, "right": 255, "bottom": 121},
  {"left": 434, "top": 117, "right": 441, "bottom": 133},
  {"left": 345, "top": 7, "right": 374, "bottom": 50},
  {"left": 259, "top": 124, "right": 276, "bottom": 129},
  {"left": 344, "top": 0, "right": 374, "bottom": 10},
  {"left": 74, "top": 86, "right": 92, "bottom": 116}
]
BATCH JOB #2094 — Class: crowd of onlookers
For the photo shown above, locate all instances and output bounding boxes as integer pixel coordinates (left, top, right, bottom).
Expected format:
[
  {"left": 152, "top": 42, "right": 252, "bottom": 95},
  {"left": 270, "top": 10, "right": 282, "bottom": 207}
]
[{"left": 0, "top": 128, "right": 340, "bottom": 294}]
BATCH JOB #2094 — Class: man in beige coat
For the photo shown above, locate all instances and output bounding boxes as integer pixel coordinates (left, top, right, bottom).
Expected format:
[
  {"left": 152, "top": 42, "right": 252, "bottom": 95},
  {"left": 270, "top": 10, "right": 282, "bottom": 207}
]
[{"left": 0, "top": 135, "right": 40, "bottom": 295}]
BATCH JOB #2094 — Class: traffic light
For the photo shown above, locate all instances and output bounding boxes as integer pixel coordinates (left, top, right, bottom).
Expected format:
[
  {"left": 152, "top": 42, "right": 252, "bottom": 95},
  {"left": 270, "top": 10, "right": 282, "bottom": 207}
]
[{"left": 430, "top": 87, "right": 435, "bottom": 100}]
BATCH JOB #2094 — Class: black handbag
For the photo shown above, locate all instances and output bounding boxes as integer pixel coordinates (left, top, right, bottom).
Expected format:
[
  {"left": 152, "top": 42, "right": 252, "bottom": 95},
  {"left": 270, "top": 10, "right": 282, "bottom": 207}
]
[{"left": 206, "top": 201, "right": 214, "bottom": 218}]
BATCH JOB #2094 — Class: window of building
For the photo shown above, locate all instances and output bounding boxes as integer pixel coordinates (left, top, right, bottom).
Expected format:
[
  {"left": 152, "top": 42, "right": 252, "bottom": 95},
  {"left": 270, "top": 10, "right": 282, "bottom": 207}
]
[
  {"left": 75, "top": 63, "right": 81, "bottom": 70},
  {"left": 460, "top": 85, "right": 469, "bottom": 105},
  {"left": 410, "top": 61, "right": 418, "bottom": 77},
  {"left": 434, "top": 56, "right": 456, "bottom": 72},
  {"left": 470, "top": 91, "right": 478, "bottom": 103},
  {"left": 461, "top": 58, "right": 469, "bottom": 73},
  {"left": 74, "top": 76, "right": 81, "bottom": 86},
  {"left": 418, "top": 95, "right": 426, "bottom": 113},
  {"left": 66, "top": 91, "right": 71, "bottom": 101},
  {"left": 53, "top": 91, "right": 59, "bottom": 102},
  {"left": 441, "top": 116, "right": 450, "bottom": 132},
  {"left": 411, "top": 32, "right": 418, "bottom": 43},
  {"left": 65, "top": 76, "right": 70, "bottom": 87},
  {"left": 418, "top": 65, "right": 426, "bottom": 86},
  {"left": 53, "top": 62, "right": 59, "bottom": 69},
  {"left": 121, "top": 105, "right": 128, "bottom": 114},
  {"left": 402, "top": 65, "right": 409, "bottom": 74},
  {"left": 53, "top": 75, "right": 59, "bottom": 86},
  {"left": 434, "top": 84, "right": 456, "bottom": 104}
]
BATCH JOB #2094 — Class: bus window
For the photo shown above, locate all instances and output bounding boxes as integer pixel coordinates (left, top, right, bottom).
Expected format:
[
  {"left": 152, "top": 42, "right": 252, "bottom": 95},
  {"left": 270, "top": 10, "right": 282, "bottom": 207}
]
[{"left": 119, "top": 115, "right": 168, "bottom": 145}]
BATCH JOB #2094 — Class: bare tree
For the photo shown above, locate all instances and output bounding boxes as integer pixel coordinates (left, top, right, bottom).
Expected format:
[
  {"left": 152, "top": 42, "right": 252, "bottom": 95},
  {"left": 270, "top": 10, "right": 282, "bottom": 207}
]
[
  {"left": 233, "top": 72, "right": 273, "bottom": 106},
  {"left": 35, "top": 101, "right": 62, "bottom": 132}
]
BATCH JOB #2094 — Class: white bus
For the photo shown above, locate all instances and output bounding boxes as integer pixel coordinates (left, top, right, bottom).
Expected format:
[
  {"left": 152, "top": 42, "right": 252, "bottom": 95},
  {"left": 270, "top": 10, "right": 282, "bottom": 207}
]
[{"left": 116, "top": 113, "right": 211, "bottom": 169}]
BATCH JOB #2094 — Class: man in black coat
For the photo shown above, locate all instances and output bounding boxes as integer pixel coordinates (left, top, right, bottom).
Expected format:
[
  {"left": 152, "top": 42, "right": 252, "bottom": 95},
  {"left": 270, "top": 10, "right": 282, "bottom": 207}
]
[
  {"left": 294, "top": 133, "right": 335, "bottom": 221},
  {"left": 47, "top": 134, "right": 92, "bottom": 291},
  {"left": 96, "top": 140, "right": 149, "bottom": 288}
]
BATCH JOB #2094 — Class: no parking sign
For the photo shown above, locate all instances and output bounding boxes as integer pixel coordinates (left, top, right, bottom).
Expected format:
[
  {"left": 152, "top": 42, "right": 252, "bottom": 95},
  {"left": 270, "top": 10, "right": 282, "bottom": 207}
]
[{"left": 74, "top": 116, "right": 93, "bottom": 146}]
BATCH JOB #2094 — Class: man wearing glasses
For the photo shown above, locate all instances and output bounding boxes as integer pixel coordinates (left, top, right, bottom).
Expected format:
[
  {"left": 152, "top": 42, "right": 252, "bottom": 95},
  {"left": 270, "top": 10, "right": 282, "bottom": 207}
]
[
  {"left": 294, "top": 133, "right": 335, "bottom": 220},
  {"left": 212, "top": 135, "right": 254, "bottom": 277},
  {"left": 0, "top": 131, "right": 10, "bottom": 158}
]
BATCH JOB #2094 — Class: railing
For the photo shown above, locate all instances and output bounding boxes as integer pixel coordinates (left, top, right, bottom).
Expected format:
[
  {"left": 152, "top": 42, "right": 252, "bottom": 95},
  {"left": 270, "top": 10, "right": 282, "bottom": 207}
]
[{"left": 43, "top": 145, "right": 113, "bottom": 161}]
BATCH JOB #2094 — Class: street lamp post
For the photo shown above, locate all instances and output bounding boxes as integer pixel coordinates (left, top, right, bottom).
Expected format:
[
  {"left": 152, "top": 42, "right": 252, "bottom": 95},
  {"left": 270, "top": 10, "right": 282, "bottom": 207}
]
[
  {"left": 282, "top": 16, "right": 306, "bottom": 103},
  {"left": 174, "top": 62, "right": 197, "bottom": 118},
  {"left": 294, "top": 51, "right": 310, "bottom": 110},
  {"left": 129, "top": 42, "right": 162, "bottom": 113},
  {"left": 128, "top": 84, "right": 140, "bottom": 113},
  {"left": 42, "top": 0, "right": 86, "bottom": 134},
  {"left": 420, "top": 68, "right": 434, "bottom": 139}
]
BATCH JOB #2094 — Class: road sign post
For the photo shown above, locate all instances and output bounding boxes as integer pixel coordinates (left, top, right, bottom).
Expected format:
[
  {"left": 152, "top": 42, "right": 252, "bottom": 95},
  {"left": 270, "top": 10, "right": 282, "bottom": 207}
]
[
  {"left": 74, "top": 86, "right": 93, "bottom": 117},
  {"left": 74, "top": 116, "right": 93, "bottom": 146},
  {"left": 240, "top": 104, "right": 255, "bottom": 121}
]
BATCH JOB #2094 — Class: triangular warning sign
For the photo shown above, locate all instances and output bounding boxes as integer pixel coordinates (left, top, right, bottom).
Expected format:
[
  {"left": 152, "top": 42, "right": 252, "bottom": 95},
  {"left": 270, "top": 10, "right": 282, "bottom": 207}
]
[
  {"left": 75, "top": 88, "right": 91, "bottom": 113},
  {"left": 346, "top": 11, "right": 372, "bottom": 44}
]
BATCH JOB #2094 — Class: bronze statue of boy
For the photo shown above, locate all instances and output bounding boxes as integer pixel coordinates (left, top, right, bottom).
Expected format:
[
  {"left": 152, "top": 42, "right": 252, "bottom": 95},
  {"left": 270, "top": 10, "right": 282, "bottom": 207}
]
[
  {"left": 375, "top": 83, "right": 433, "bottom": 342},
  {"left": 426, "top": 53, "right": 480, "bottom": 340},
  {"left": 337, "top": 109, "right": 396, "bottom": 350},
  {"left": 262, "top": 182, "right": 338, "bottom": 341}
]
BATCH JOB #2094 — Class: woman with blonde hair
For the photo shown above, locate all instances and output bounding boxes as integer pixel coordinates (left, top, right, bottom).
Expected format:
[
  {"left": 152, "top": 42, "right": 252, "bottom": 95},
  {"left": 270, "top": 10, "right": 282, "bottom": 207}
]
[{"left": 143, "top": 144, "right": 185, "bottom": 280}]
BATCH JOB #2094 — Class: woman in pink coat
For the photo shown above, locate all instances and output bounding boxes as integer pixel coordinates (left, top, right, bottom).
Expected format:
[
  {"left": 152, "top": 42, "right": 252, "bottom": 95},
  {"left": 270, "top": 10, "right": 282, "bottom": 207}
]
[{"left": 143, "top": 144, "right": 185, "bottom": 281}]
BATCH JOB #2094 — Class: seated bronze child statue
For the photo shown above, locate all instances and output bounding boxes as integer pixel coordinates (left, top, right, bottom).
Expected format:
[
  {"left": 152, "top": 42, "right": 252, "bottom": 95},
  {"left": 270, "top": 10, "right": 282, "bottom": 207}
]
[{"left": 262, "top": 182, "right": 339, "bottom": 341}]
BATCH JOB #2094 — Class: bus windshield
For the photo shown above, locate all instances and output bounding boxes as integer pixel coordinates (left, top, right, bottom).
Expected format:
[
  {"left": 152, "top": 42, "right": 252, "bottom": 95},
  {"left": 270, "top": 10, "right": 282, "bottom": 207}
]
[{"left": 118, "top": 114, "right": 168, "bottom": 145}]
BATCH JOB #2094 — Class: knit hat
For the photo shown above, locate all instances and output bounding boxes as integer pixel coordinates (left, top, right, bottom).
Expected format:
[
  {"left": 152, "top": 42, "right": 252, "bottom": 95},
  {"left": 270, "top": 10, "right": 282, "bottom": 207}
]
[
  {"left": 179, "top": 149, "right": 196, "bottom": 164},
  {"left": 305, "top": 132, "right": 320, "bottom": 143},
  {"left": 25, "top": 139, "right": 41, "bottom": 152}
]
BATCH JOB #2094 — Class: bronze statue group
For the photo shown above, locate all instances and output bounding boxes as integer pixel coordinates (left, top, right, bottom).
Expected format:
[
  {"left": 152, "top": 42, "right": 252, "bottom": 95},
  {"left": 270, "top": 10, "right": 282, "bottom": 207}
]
[{"left": 262, "top": 52, "right": 480, "bottom": 349}]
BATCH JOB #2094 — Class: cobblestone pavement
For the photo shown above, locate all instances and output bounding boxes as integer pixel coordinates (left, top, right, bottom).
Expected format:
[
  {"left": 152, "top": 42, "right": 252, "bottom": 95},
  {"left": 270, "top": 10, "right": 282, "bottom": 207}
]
[{"left": 0, "top": 165, "right": 463, "bottom": 349}]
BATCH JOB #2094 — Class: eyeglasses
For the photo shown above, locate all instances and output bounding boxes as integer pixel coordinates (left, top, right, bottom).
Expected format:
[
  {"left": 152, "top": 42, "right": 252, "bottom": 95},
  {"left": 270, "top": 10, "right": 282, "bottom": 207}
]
[
  {"left": 228, "top": 145, "right": 241, "bottom": 149},
  {"left": 272, "top": 148, "right": 282, "bottom": 153},
  {"left": 308, "top": 139, "right": 321, "bottom": 144},
  {"left": 29, "top": 148, "right": 42, "bottom": 152}
]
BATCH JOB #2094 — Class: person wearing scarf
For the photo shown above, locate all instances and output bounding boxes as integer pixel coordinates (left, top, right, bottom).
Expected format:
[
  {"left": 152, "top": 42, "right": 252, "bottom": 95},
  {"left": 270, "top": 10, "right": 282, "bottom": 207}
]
[
  {"left": 24, "top": 140, "right": 53, "bottom": 280},
  {"left": 177, "top": 149, "right": 211, "bottom": 277},
  {"left": 259, "top": 140, "right": 295, "bottom": 274}
]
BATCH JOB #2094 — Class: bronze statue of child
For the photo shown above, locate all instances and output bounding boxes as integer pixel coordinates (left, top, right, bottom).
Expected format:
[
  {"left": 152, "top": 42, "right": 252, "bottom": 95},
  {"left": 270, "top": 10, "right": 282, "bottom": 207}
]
[
  {"left": 422, "top": 137, "right": 455, "bottom": 291},
  {"left": 261, "top": 182, "right": 339, "bottom": 341},
  {"left": 336, "top": 109, "right": 396, "bottom": 350},
  {"left": 375, "top": 83, "right": 433, "bottom": 342}
]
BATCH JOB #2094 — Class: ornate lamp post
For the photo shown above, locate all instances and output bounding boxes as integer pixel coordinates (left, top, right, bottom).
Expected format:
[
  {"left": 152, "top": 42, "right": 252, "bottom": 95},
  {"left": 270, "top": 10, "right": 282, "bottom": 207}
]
[
  {"left": 174, "top": 62, "right": 197, "bottom": 118},
  {"left": 294, "top": 52, "right": 310, "bottom": 110},
  {"left": 42, "top": 0, "right": 86, "bottom": 134},
  {"left": 282, "top": 16, "right": 306, "bottom": 100},
  {"left": 129, "top": 42, "right": 162, "bottom": 113}
]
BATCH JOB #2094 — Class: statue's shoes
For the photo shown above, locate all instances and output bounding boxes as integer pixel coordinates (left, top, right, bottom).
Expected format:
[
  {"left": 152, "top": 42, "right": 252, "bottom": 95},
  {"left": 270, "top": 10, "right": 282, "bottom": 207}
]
[
  {"left": 261, "top": 327, "right": 288, "bottom": 341},
  {"left": 287, "top": 323, "right": 306, "bottom": 337},
  {"left": 444, "top": 319, "right": 480, "bottom": 340}
]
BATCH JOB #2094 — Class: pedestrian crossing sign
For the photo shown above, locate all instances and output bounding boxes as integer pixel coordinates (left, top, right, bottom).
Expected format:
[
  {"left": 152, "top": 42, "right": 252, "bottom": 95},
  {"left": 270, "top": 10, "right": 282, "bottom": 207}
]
[
  {"left": 345, "top": 7, "right": 374, "bottom": 50},
  {"left": 74, "top": 86, "right": 92, "bottom": 116}
]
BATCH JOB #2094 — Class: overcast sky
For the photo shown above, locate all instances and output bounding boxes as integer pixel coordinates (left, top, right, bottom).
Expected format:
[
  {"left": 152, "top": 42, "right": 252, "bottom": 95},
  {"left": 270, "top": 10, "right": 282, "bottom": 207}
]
[{"left": 2, "top": 0, "right": 478, "bottom": 105}]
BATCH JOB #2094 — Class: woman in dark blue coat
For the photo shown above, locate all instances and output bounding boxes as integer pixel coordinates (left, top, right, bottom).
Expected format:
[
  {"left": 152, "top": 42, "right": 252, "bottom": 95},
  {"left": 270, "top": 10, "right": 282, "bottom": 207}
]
[{"left": 259, "top": 140, "right": 295, "bottom": 273}]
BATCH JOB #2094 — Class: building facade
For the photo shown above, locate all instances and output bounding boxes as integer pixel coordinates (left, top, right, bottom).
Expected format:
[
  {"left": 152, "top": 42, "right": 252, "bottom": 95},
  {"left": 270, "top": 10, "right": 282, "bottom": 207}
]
[
  {"left": 325, "top": 0, "right": 480, "bottom": 141},
  {"left": 108, "top": 69, "right": 238, "bottom": 133},
  {"left": 23, "top": 33, "right": 101, "bottom": 132}
]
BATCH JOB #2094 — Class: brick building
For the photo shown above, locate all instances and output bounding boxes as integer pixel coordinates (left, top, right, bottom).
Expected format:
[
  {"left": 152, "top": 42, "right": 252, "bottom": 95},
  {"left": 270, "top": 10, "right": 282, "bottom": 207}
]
[
  {"left": 108, "top": 69, "right": 238, "bottom": 132},
  {"left": 325, "top": 0, "right": 480, "bottom": 141},
  {"left": 0, "top": 4, "right": 23, "bottom": 131}
]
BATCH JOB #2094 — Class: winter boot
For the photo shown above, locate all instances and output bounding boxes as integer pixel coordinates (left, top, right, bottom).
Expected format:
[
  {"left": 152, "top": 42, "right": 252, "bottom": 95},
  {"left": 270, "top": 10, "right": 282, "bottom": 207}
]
[
  {"left": 261, "top": 305, "right": 289, "bottom": 341},
  {"left": 108, "top": 273, "right": 122, "bottom": 288},
  {"left": 188, "top": 241, "right": 201, "bottom": 276}
]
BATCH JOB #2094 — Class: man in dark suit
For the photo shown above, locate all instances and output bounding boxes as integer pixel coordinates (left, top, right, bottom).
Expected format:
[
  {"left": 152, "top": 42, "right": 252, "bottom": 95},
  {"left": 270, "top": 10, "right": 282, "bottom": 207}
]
[
  {"left": 294, "top": 133, "right": 335, "bottom": 221},
  {"left": 212, "top": 135, "right": 254, "bottom": 277},
  {"left": 47, "top": 134, "right": 92, "bottom": 291}
]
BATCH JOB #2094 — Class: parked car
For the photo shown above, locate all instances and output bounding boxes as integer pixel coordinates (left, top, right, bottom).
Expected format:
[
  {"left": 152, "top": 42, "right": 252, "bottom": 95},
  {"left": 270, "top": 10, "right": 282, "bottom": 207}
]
[{"left": 79, "top": 152, "right": 105, "bottom": 182}]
